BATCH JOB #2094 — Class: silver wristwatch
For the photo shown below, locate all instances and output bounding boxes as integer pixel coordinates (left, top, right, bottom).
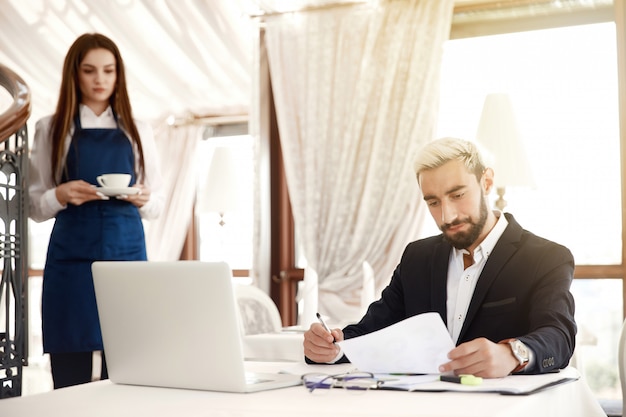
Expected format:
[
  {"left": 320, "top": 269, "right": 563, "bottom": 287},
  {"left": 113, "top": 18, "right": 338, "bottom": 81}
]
[{"left": 500, "top": 338, "right": 530, "bottom": 372}]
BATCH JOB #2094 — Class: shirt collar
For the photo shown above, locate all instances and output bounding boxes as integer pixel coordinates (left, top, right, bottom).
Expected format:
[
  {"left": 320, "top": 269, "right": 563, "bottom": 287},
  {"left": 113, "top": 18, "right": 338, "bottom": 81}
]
[
  {"left": 453, "top": 210, "right": 509, "bottom": 260},
  {"left": 79, "top": 104, "right": 114, "bottom": 120}
]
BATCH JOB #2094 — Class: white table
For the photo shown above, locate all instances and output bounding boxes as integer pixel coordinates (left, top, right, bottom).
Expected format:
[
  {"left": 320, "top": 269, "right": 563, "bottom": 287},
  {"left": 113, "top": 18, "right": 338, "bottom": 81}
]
[
  {"left": 0, "top": 362, "right": 606, "bottom": 417},
  {"left": 242, "top": 332, "right": 304, "bottom": 362}
]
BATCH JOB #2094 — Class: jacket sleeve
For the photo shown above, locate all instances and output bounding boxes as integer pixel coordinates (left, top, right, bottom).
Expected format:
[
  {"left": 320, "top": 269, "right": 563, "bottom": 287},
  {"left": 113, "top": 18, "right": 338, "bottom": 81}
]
[{"left": 517, "top": 241, "right": 576, "bottom": 373}]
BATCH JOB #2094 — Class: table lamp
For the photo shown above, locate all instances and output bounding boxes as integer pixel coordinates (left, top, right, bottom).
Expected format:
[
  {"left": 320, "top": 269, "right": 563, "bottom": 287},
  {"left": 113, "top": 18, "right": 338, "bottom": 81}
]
[
  {"left": 475, "top": 93, "right": 535, "bottom": 211},
  {"left": 198, "top": 146, "right": 240, "bottom": 226}
]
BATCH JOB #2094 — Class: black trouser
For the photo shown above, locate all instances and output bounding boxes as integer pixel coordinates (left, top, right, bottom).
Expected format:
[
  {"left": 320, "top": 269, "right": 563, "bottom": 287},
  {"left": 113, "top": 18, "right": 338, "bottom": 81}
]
[{"left": 49, "top": 351, "right": 108, "bottom": 389}]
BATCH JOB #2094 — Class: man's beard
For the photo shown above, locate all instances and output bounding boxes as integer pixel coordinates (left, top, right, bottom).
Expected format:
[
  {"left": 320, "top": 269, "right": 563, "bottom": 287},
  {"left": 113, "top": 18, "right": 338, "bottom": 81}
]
[{"left": 441, "top": 197, "right": 489, "bottom": 250}]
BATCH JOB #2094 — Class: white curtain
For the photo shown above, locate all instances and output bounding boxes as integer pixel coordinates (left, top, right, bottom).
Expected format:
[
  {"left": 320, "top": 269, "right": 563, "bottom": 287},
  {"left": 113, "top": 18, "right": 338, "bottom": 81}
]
[
  {"left": 264, "top": 0, "right": 454, "bottom": 324},
  {"left": 0, "top": 0, "right": 252, "bottom": 127},
  {"left": 144, "top": 123, "right": 203, "bottom": 261}
]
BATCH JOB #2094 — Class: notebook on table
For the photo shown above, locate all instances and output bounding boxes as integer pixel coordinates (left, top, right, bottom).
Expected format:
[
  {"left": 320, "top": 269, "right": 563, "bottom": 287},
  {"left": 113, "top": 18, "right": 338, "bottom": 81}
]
[{"left": 92, "top": 260, "right": 302, "bottom": 393}]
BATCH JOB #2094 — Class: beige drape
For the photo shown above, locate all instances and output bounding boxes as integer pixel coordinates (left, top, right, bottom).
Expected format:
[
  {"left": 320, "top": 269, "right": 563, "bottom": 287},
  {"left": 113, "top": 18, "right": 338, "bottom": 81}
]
[
  {"left": 264, "top": 0, "right": 455, "bottom": 324},
  {"left": 144, "top": 123, "right": 203, "bottom": 261}
]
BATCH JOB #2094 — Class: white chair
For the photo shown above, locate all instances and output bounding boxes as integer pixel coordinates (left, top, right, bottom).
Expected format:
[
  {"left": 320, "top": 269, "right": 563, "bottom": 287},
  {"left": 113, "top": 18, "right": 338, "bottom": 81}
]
[
  {"left": 233, "top": 284, "right": 282, "bottom": 336},
  {"left": 619, "top": 318, "right": 626, "bottom": 416},
  {"left": 569, "top": 324, "right": 597, "bottom": 374},
  {"left": 601, "top": 318, "right": 626, "bottom": 417},
  {"left": 233, "top": 284, "right": 304, "bottom": 362},
  {"left": 360, "top": 261, "right": 376, "bottom": 317}
]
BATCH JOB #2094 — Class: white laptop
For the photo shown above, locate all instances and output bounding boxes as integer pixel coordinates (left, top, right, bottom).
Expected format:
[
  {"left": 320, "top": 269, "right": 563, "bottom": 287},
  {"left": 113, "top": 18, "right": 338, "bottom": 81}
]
[{"left": 92, "top": 261, "right": 302, "bottom": 393}]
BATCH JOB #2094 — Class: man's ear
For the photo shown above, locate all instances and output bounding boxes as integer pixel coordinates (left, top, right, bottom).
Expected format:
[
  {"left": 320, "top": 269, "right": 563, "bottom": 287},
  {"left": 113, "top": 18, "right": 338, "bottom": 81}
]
[{"left": 482, "top": 167, "right": 495, "bottom": 194}]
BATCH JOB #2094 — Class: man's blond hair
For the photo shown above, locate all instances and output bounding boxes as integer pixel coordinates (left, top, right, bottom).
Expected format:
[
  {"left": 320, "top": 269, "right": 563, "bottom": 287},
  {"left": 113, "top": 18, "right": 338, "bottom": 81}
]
[{"left": 414, "top": 137, "right": 487, "bottom": 184}]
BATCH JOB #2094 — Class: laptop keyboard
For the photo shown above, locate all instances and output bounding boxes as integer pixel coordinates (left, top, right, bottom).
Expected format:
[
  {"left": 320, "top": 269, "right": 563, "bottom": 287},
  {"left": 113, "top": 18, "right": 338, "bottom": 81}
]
[{"left": 245, "top": 372, "right": 273, "bottom": 385}]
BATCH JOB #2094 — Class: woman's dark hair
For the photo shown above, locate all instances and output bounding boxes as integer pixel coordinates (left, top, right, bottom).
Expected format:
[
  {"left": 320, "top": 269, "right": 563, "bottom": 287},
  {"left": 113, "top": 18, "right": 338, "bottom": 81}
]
[{"left": 49, "top": 33, "right": 145, "bottom": 183}]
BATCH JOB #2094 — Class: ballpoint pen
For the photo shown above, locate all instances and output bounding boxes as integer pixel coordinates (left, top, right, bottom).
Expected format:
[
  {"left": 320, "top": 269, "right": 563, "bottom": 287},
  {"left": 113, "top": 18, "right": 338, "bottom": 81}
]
[{"left": 316, "top": 312, "right": 335, "bottom": 341}]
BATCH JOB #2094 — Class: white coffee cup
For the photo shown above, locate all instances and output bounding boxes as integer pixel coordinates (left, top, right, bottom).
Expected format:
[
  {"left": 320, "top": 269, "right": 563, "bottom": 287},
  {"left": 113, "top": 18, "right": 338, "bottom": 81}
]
[{"left": 96, "top": 173, "right": 131, "bottom": 188}]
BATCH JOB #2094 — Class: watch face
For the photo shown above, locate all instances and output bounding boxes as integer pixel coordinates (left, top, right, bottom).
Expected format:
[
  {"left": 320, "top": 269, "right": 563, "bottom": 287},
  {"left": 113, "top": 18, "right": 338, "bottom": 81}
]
[{"left": 512, "top": 340, "right": 529, "bottom": 363}]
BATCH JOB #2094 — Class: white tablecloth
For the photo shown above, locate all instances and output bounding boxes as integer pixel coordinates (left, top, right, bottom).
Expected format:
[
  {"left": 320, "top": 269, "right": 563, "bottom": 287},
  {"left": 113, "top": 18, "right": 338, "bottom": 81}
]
[
  {"left": 242, "top": 331, "right": 304, "bottom": 362},
  {"left": 0, "top": 363, "right": 607, "bottom": 417}
]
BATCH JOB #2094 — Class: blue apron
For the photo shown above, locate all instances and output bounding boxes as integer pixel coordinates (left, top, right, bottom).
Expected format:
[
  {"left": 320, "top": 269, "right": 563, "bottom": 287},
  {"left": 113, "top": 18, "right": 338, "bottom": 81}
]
[{"left": 42, "top": 114, "right": 147, "bottom": 353}]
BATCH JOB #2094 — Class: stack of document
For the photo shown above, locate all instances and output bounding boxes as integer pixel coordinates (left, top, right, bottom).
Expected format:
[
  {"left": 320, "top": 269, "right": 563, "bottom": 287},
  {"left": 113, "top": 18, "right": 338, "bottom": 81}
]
[
  {"left": 301, "top": 313, "right": 580, "bottom": 395},
  {"left": 376, "top": 368, "right": 579, "bottom": 394}
]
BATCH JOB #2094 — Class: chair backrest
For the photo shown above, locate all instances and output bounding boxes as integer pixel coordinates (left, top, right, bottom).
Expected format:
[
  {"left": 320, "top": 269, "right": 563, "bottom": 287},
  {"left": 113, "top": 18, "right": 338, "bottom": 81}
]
[
  {"left": 233, "top": 284, "right": 282, "bottom": 336},
  {"left": 617, "top": 320, "right": 626, "bottom": 412},
  {"left": 360, "top": 261, "right": 376, "bottom": 317}
]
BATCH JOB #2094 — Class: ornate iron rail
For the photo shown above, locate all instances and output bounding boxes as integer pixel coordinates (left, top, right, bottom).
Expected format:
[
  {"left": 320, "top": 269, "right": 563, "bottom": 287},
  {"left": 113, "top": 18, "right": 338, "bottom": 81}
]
[{"left": 0, "top": 63, "right": 30, "bottom": 398}]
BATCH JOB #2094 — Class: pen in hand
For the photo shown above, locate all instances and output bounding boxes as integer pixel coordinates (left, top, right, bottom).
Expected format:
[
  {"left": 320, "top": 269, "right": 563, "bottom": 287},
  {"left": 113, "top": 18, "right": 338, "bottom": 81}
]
[{"left": 316, "top": 312, "right": 335, "bottom": 342}]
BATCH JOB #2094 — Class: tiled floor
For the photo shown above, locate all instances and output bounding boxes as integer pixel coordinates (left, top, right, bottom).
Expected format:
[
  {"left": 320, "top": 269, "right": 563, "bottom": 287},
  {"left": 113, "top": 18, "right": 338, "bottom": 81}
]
[
  {"left": 22, "top": 356, "right": 53, "bottom": 396},
  {"left": 19, "top": 352, "right": 109, "bottom": 396},
  {"left": 14, "top": 277, "right": 105, "bottom": 397},
  {"left": 19, "top": 276, "right": 54, "bottom": 396}
]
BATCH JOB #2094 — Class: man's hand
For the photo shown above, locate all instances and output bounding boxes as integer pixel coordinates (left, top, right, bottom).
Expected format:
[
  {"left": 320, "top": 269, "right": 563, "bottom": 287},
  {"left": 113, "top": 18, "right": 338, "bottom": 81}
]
[
  {"left": 438, "top": 337, "right": 518, "bottom": 378},
  {"left": 303, "top": 323, "right": 344, "bottom": 363}
]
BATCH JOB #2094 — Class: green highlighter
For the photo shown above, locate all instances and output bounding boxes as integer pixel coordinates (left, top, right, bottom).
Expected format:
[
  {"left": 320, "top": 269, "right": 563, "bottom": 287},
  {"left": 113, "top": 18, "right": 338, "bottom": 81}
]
[{"left": 440, "top": 374, "right": 483, "bottom": 386}]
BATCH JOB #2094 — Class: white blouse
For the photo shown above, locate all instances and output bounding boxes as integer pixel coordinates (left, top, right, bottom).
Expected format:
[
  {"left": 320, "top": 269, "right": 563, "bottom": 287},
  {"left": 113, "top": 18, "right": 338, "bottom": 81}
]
[{"left": 29, "top": 105, "right": 164, "bottom": 222}]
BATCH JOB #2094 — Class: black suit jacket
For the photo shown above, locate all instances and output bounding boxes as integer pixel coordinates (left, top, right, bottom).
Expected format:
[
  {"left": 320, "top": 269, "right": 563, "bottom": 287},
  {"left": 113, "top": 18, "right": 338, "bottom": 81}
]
[{"left": 337, "top": 213, "right": 577, "bottom": 373}]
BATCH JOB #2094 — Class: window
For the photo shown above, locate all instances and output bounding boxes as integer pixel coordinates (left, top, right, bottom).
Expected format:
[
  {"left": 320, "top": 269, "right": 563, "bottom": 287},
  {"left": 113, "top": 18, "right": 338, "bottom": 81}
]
[
  {"left": 437, "top": 22, "right": 621, "bottom": 399},
  {"left": 438, "top": 23, "right": 620, "bottom": 264}
]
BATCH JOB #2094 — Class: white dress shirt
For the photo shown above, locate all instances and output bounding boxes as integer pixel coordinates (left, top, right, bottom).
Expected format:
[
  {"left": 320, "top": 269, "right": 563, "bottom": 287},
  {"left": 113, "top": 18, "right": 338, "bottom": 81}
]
[
  {"left": 29, "top": 105, "right": 164, "bottom": 222},
  {"left": 446, "top": 211, "right": 508, "bottom": 344}
]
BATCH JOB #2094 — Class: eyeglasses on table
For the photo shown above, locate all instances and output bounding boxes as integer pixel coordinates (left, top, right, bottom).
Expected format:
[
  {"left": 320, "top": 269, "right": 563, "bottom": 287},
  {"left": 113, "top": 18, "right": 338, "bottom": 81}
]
[{"left": 301, "top": 371, "right": 384, "bottom": 393}]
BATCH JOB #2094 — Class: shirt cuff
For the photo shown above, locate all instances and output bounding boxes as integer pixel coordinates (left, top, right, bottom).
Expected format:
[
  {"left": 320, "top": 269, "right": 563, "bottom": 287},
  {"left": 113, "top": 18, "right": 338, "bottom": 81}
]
[
  {"left": 327, "top": 346, "right": 344, "bottom": 364},
  {"left": 44, "top": 188, "right": 66, "bottom": 213}
]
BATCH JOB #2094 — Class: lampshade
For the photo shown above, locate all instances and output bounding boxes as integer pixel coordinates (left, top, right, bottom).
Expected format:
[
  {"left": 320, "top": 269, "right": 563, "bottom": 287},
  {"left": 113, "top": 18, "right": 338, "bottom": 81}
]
[
  {"left": 475, "top": 93, "right": 535, "bottom": 189},
  {"left": 198, "top": 146, "right": 240, "bottom": 214}
]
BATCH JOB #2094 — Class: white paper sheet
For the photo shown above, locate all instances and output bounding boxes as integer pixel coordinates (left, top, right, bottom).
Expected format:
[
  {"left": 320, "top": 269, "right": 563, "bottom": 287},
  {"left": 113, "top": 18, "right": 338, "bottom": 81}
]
[{"left": 336, "top": 312, "right": 455, "bottom": 374}]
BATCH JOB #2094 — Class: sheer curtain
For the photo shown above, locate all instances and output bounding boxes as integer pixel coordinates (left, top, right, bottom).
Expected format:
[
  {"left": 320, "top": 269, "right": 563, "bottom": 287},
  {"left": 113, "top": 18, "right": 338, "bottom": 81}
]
[
  {"left": 264, "top": 0, "right": 454, "bottom": 324},
  {"left": 0, "top": 0, "right": 252, "bottom": 127},
  {"left": 144, "top": 122, "right": 203, "bottom": 261}
]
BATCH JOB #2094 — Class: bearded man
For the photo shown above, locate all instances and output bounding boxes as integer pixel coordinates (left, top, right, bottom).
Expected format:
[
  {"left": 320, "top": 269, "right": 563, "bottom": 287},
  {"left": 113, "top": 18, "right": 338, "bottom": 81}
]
[{"left": 303, "top": 137, "right": 576, "bottom": 378}]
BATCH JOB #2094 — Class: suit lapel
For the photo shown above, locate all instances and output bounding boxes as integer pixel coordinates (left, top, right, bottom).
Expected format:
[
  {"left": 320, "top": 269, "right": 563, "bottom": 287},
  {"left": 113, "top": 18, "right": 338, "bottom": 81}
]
[
  {"left": 457, "top": 213, "right": 523, "bottom": 342},
  {"left": 431, "top": 237, "right": 451, "bottom": 325}
]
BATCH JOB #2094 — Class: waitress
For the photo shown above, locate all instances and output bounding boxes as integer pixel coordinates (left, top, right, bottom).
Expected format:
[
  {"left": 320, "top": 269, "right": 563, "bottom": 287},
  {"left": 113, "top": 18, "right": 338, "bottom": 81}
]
[{"left": 29, "top": 33, "right": 164, "bottom": 389}]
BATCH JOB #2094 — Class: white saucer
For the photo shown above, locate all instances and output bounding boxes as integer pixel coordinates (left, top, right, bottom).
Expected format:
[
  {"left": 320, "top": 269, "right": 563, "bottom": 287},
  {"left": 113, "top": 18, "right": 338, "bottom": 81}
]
[{"left": 96, "top": 187, "right": 140, "bottom": 197}]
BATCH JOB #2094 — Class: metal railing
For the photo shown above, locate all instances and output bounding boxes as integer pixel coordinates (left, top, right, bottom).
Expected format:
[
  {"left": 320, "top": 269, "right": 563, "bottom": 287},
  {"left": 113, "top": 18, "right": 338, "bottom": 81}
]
[{"left": 0, "top": 63, "right": 30, "bottom": 399}]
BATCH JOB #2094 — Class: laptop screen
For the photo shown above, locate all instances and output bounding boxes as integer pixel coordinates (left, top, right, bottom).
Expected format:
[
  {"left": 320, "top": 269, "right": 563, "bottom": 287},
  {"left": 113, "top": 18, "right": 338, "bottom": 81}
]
[{"left": 92, "top": 261, "right": 249, "bottom": 391}]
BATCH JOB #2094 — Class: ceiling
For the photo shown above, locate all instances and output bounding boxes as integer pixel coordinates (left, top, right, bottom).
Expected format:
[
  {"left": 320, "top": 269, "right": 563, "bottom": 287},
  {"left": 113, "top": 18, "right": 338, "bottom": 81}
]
[
  {"left": 0, "top": 0, "right": 255, "bottom": 127},
  {"left": 0, "top": 0, "right": 585, "bottom": 129}
]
